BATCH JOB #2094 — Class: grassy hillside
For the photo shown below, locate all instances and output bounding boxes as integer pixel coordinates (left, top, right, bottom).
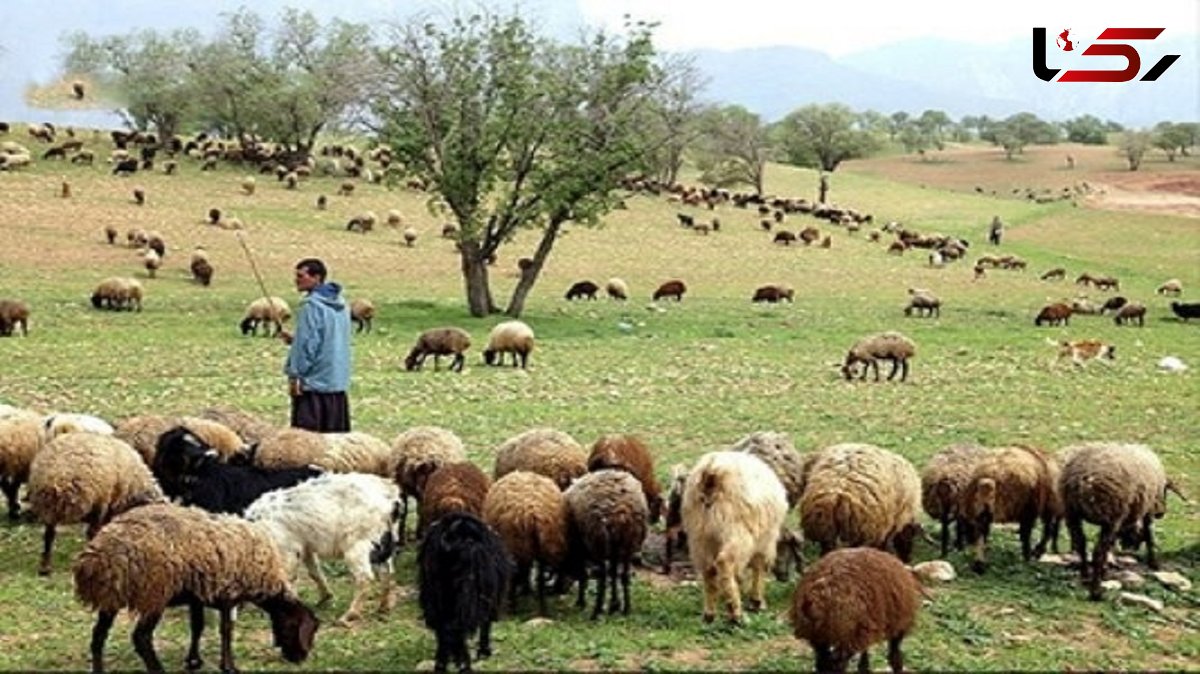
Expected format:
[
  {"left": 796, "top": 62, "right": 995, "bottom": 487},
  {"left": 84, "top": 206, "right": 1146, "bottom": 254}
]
[{"left": 0, "top": 128, "right": 1197, "bottom": 671}]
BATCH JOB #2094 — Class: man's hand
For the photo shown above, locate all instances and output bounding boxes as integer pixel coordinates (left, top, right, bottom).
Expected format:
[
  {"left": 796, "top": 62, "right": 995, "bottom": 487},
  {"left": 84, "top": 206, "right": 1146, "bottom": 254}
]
[
  {"left": 278, "top": 329, "right": 293, "bottom": 345},
  {"left": 288, "top": 378, "right": 303, "bottom": 397}
]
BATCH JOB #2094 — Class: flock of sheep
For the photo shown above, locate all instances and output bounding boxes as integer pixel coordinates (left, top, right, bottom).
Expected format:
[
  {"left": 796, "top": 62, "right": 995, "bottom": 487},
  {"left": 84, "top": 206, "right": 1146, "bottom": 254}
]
[{"left": 0, "top": 405, "right": 1188, "bottom": 673}]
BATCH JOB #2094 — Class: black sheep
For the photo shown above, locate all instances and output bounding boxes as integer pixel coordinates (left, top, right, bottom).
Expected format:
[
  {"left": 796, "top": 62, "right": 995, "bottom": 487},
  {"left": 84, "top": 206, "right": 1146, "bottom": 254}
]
[
  {"left": 152, "top": 427, "right": 322, "bottom": 514},
  {"left": 1170, "top": 301, "right": 1200, "bottom": 322},
  {"left": 112, "top": 158, "right": 138, "bottom": 175},
  {"left": 564, "top": 280, "right": 599, "bottom": 301},
  {"left": 418, "top": 512, "right": 513, "bottom": 673}
]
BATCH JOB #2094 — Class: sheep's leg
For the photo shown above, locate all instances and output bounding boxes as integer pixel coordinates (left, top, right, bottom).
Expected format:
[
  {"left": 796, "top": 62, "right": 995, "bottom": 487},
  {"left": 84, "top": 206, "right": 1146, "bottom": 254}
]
[
  {"left": 454, "top": 631, "right": 472, "bottom": 673},
  {"left": 813, "top": 645, "right": 842, "bottom": 674},
  {"left": 131, "top": 611, "right": 165, "bottom": 674},
  {"left": 1089, "top": 524, "right": 1117, "bottom": 601},
  {"left": 887, "top": 358, "right": 901, "bottom": 381},
  {"left": 38, "top": 524, "right": 56, "bottom": 576},
  {"left": 575, "top": 563, "right": 588, "bottom": 608},
  {"left": 90, "top": 610, "right": 116, "bottom": 674},
  {"left": 303, "top": 553, "right": 335, "bottom": 607},
  {"left": 746, "top": 553, "right": 766, "bottom": 612},
  {"left": 1032, "top": 513, "right": 1057, "bottom": 559},
  {"left": 701, "top": 563, "right": 719, "bottom": 623},
  {"left": 971, "top": 519, "right": 991, "bottom": 574},
  {"left": 857, "top": 650, "right": 870, "bottom": 673},
  {"left": 1018, "top": 517, "right": 1035, "bottom": 560},
  {"left": 591, "top": 560, "right": 607, "bottom": 620},
  {"left": 607, "top": 557, "right": 621, "bottom": 615},
  {"left": 337, "top": 576, "right": 372, "bottom": 626},
  {"left": 887, "top": 635, "right": 905, "bottom": 674},
  {"left": 217, "top": 606, "right": 238, "bottom": 674},
  {"left": 939, "top": 515, "right": 951, "bottom": 558},
  {"left": 621, "top": 559, "right": 633, "bottom": 615},
  {"left": 452, "top": 353, "right": 464, "bottom": 372},
  {"left": 536, "top": 561, "right": 548, "bottom": 617},
  {"left": 476, "top": 619, "right": 494, "bottom": 659},
  {"left": 433, "top": 630, "right": 449, "bottom": 673},
  {"left": 1066, "top": 513, "right": 1088, "bottom": 576},
  {"left": 899, "top": 358, "right": 909, "bottom": 382},
  {"left": 376, "top": 561, "right": 396, "bottom": 612},
  {"left": 717, "top": 556, "right": 742, "bottom": 624},
  {"left": 1142, "top": 517, "right": 1159, "bottom": 570},
  {"left": 185, "top": 601, "right": 206, "bottom": 670},
  {"left": 0, "top": 477, "right": 20, "bottom": 520}
]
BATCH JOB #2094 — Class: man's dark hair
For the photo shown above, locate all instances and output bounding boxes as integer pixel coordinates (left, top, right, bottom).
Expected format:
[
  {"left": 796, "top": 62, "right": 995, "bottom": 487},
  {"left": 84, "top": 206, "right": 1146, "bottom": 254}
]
[{"left": 296, "top": 258, "right": 327, "bottom": 281}]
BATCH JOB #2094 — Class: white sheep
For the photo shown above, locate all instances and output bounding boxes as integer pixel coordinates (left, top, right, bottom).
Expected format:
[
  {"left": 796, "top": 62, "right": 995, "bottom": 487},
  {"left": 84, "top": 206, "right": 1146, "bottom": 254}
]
[
  {"left": 40, "top": 412, "right": 114, "bottom": 444},
  {"left": 244, "top": 472, "right": 402, "bottom": 626},
  {"left": 483, "top": 320, "right": 535, "bottom": 368},
  {"left": 681, "top": 450, "right": 787, "bottom": 624}
]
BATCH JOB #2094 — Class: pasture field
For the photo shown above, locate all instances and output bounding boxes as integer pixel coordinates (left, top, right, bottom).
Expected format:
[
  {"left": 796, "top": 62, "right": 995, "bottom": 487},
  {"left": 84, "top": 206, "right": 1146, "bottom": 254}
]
[{"left": 0, "top": 130, "right": 1197, "bottom": 671}]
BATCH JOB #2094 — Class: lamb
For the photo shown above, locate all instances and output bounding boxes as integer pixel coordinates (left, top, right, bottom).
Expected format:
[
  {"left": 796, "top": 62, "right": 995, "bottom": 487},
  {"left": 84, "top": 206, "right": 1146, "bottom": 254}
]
[
  {"left": 0, "top": 299, "right": 30, "bottom": 336},
  {"left": 1155, "top": 278, "right": 1183, "bottom": 296},
  {"left": 652, "top": 279, "right": 687, "bottom": 301},
  {"left": 350, "top": 298, "right": 376, "bottom": 333},
  {"left": 727, "top": 431, "right": 807, "bottom": 579},
  {"left": 482, "top": 470, "right": 571, "bottom": 614},
  {"left": 27, "top": 432, "right": 163, "bottom": 575},
  {"left": 920, "top": 443, "right": 988, "bottom": 557},
  {"left": 405, "top": 327, "right": 472, "bottom": 372},
  {"left": 565, "top": 280, "right": 600, "bottom": 300},
  {"left": 903, "top": 289, "right": 941, "bottom": 318},
  {"left": 0, "top": 409, "right": 44, "bottom": 519},
  {"left": 841, "top": 331, "right": 916, "bottom": 382},
  {"left": 605, "top": 278, "right": 628, "bottom": 301},
  {"left": 1113, "top": 302, "right": 1146, "bottom": 326},
  {"left": 494, "top": 428, "right": 587, "bottom": 491},
  {"left": 90, "top": 277, "right": 143, "bottom": 312},
  {"left": 74, "top": 503, "right": 319, "bottom": 673},
  {"left": 799, "top": 443, "right": 923, "bottom": 562},
  {"left": 752, "top": 284, "right": 795, "bottom": 303},
  {"left": 417, "top": 461, "right": 492, "bottom": 536},
  {"left": 681, "top": 451, "right": 787, "bottom": 623},
  {"left": 1060, "top": 442, "right": 1184, "bottom": 600},
  {"left": 482, "top": 320, "right": 535, "bottom": 368},
  {"left": 245, "top": 472, "right": 402, "bottom": 625},
  {"left": 564, "top": 469, "right": 649, "bottom": 619},
  {"left": 1170, "top": 301, "right": 1200, "bottom": 321},
  {"left": 587, "top": 434, "right": 662, "bottom": 523},
  {"left": 1034, "top": 302, "right": 1073, "bottom": 326},
  {"left": 417, "top": 512, "right": 512, "bottom": 673},
  {"left": 790, "top": 547, "right": 923, "bottom": 674},
  {"left": 959, "top": 445, "right": 1061, "bottom": 573},
  {"left": 240, "top": 296, "right": 291, "bottom": 337}
]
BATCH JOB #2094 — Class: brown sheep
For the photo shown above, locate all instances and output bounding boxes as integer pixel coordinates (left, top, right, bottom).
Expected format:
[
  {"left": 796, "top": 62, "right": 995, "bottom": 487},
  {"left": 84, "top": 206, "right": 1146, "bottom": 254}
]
[
  {"left": 920, "top": 444, "right": 987, "bottom": 558},
  {"left": 1113, "top": 302, "right": 1146, "bottom": 327},
  {"left": 350, "top": 298, "right": 376, "bottom": 334},
  {"left": 494, "top": 428, "right": 587, "bottom": 491},
  {"left": 773, "top": 231, "right": 796, "bottom": 245},
  {"left": 0, "top": 299, "right": 30, "bottom": 337},
  {"left": 959, "top": 445, "right": 1061, "bottom": 573},
  {"left": 482, "top": 471, "right": 570, "bottom": 615},
  {"left": 752, "top": 284, "right": 795, "bottom": 304},
  {"left": 417, "top": 461, "right": 492, "bottom": 536},
  {"left": 586, "top": 434, "right": 662, "bottom": 523},
  {"left": 1034, "top": 302, "right": 1072, "bottom": 327},
  {"left": 405, "top": 327, "right": 471, "bottom": 372},
  {"left": 841, "top": 332, "right": 916, "bottom": 383},
  {"left": 790, "top": 547, "right": 922, "bottom": 674},
  {"left": 652, "top": 280, "right": 687, "bottom": 301},
  {"left": 564, "top": 470, "right": 649, "bottom": 619},
  {"left": 1041, "top": 268, "right": 1066, "bottom": 281}
]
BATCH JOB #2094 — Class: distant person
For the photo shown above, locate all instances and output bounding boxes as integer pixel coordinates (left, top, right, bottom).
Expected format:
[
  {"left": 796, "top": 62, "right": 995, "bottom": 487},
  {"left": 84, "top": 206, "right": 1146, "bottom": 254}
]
[
  {"left": 988, "top": 215, "right": 1003, "bottom": 246},
  {"left": 279, "top": 258, "right": 352, "bottom": 432}
]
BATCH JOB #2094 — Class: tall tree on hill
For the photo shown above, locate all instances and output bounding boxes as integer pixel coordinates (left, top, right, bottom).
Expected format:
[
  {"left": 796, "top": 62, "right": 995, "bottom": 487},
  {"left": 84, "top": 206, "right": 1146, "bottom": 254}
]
[
  {"left": 772, "top": 103, "right": 881, "bottom": 172},
  {"left": 693, "top": 105, "right": 772, "bottom": 195},
  {"left": 373, "top": 12, "right": 676, "bottom": 317},
  {"left": 643, "top": 54, "right": 706, "bottom": 186}
]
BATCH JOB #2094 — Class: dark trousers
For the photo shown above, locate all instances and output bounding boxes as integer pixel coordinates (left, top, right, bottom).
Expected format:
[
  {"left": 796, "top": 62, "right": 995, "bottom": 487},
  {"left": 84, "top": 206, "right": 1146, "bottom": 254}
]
[{"left": 290, "top": 391, "right": 351, "bottom": 432}]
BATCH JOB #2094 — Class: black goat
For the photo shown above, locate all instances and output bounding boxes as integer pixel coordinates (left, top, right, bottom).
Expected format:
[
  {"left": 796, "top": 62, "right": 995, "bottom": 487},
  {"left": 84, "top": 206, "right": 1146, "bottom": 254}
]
[
  {"left": 1170, "top": 301, "right": 1200, "bottom": 322},
  {"left": 153, "top": 427, "right": 322, "bottom": 514},
  {"left": 418, "top": 513, "right": 513, "bottom": 673}
]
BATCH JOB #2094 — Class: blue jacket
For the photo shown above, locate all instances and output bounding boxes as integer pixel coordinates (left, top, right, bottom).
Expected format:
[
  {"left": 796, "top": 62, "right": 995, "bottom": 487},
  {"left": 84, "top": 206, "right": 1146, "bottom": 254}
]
[{"left": 284, "top": 282, "right": 352, "bottom": 393}]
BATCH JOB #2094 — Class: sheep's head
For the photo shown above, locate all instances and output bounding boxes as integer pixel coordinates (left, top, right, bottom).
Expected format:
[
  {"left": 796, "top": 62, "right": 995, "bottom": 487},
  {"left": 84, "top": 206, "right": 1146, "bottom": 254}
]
[
  {"left": 403, "top": 347, "right": 423, "bottom": 371},
  {"left": 263, "top": 595, "right": 319, "bottom": 663},
  {"left": 483, "top": 348, "right": 498, "bottom": 366}
]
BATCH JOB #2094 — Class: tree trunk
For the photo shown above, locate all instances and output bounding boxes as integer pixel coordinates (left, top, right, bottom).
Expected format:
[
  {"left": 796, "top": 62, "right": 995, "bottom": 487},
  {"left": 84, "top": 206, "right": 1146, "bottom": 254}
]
[
  {"left": 505, "top": 219, "right": 564, "bottom": 318},
  {"left": 460, "top": 242, "right": 497, "bottom": 317}
]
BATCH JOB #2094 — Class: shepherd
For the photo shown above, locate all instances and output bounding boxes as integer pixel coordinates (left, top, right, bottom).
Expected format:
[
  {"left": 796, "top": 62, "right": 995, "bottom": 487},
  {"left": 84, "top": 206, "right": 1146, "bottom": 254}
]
[{"left": 279, "top": 258, "right": 353, "bottom": 432}]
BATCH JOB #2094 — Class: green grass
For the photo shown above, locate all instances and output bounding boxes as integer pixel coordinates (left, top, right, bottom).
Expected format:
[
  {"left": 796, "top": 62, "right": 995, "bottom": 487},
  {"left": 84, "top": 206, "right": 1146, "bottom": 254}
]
[{"left": 0, "top": 127, "right": 1197, "bottom": 671}]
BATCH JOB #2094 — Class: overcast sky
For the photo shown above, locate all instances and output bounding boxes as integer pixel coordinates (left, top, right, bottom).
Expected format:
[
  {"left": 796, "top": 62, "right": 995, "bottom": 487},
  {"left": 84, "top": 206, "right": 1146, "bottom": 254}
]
[{"left": 577, "top": 0, "right": 1199, "bottom": 55}]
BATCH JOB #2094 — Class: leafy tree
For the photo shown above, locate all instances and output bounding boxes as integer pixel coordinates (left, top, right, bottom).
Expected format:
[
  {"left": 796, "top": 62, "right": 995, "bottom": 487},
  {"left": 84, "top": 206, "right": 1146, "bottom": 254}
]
[
  {"left": 1118, "top": 130, "right": 1152, "bottom": 170},
  {"left": 693, "top": 105, "right": 772, "bottom": 195},
  {"left": 773, "top": 103, "right": 880, "bottom": 172},
  {"left": 1061, "top": 114, "right": 1108, "bottom": 145},
  {"left": 643, "top": 54, "right": 706, "bottom": 185},
  {"left": 982, "top": 112, "right": 1059, "bottom": 159},
  {"left": 917, "top": 109, "right": 951, "bottom": 138},
  {"left": 1174, "top": 122, "right": 1199, "bottom": 156},
  {"left": 374, "top": 13, "right": 675, "bottom": 317},
  {"left": 857, "top": 110, "right": 890, "bottom": 136},
  {"left": 887, "top": 111, "right": 910, "bottom": 140},
  {"left": 959, "top": 115, "right": 983, "bottom": 139},
  {"left": 1153, "top": 122, "right": 1192, "bottom": 161}
]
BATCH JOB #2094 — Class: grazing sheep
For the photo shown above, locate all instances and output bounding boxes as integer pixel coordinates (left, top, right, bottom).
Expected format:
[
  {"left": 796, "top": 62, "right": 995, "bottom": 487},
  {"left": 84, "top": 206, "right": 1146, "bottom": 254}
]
[
  {"left": 111, "top": 158, "right": 138, "bottom": 175},
  {"left": 482, "top": 471, "right": 570, "bottom": 615},
  {"left": 402, "top": 227, "right": 418, "bottom": 247},
  {"left": 1071, "top": 297, "right": 1103, "bottom": 315},
  {"left": 652, "top": 279, "right": 687, "bottom": 301},
  {"left": 841, "top": 331, "right": 916, "bottom": 382},
  {"left": 1170, "top": 301, "right": 1200, "bottom": 321},
  {"left": 774, "top": 231, "right": 797, "bottom": 246},
  {"left": 1034, "top": 302, "right": 1073, "bottom": 327},
  {"left": 418, "top": 512, "right": 512, "bottom": 673},
  {"left": 115, "top": 415, "right": 244, "bottom": 467},
  {"left": 682, "top": 451, "right": 787, "bottom": 624},
  {"left": 28, "top": 433, "right": 163, "bottom": 575},
  {"left": 565, "top": 469, "right": 649, "bottom": 619},
  {"left": 441, "top": 223, "right": 458, "bottom": 238},
  {"left": 921, "top": 443, "right": 988, "bottom": 557},
  {"left": 240, "top": 296, "right": 291, "bottom": 337},
  {"left": 241, "top": 176, "right": 256, "bottom": 195},
  {"left": 40, "top": 413, "right": 114, "bottom": 443},
  {"left": 728, "top": 431, "right": 807, "bottom": 580},
  {"left": 141, "top": 249, "right": 161, "bottom": 278},
  {"left": 90, "top": 277, "right": 143, "bottom": 312},
  {"left": 390, "top": 426, "right": 468, "bottom": 541},
  {"left": 1060, "top": 442, "right": 1184, "bottom": 600},
  {"left": 338, "top": 180, "right": 355, "bottom": 196},
  {"left": 587, "top": 434, "right": 662, "bottom": 523},
  {"left": 316, "top": 194, "right": 327, "bottom": 210},
  {"left": 959, "top": 445, "right": 1061, "bottom": 573},
  {"left": 190, "top": 254, "right": 214, "bottom": 287},
  {"left": 494, "top": 428, "right": 587, "bottom": 491},
  {"left": 346, "top": 211, "right": 377, "bottom": 233},
  {"left": 482, "top": 320, "right": 535, "bottom": 368},
  {"left": 0, "top": 410, "right": 44, "bottom": 519},
  {"left": 1100, "top": 296, "right": 1128, "bottom": 313},
  {"left": 1155, "top": 278, "right": 1182, "bottom": 296},
  {"left": 103, "top": 224, "right": 117, "bottom": 244},
  {"left": 752, "top": 284, "right": 795, "bottom": 303},
  {"left": 1041, "top": 268, "right": 1066, "bottom": 281},
  {"left": 417, "top": 461, "right": 492, "bottom": 536},
  {"left": 799, "top": 227, "right": 821, "bottom": 245},
  {"left": 350, "top": 298, "right": 376, "bottom": 334},
  {"left": 1113, "top": 302, "right": 1146, "bottom": 327},
  {"left": 790, "top": 547, "right": 922, "bottom": 674},
  {"left": 904, "top": 289, "right": 941, "bottom": 318},
  {"left": 799, "top": 443, "right": 923, "bottom": 563},
  {"left": 887, "top": 241, "right": 907, "bottom": 255},
  {"left": 162, "top": 159, "right": 177, "bottom": 175},
  {"left": 605, "top": 278, "right": 628, "bottom": 301},
  {"left": 132, "top": 187, "right": 146, "bottom": 205},
  {"left": 0, "top": 299, "right": 30, "bottom": 337},
  {"left": 565, "top": 280, "right": 600, "bottom": 301},
  {"left": 245, "top": 472, "right": 402, "bottom": 625},
  {"left": 74, "top": 503, "right": 319, "bottom": 673},
  {"left": 207, "top": 208, "right": 221, "bottom": 225},
  {"left": 405, "top": 327, "right": 471, "bottom": 372}
]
